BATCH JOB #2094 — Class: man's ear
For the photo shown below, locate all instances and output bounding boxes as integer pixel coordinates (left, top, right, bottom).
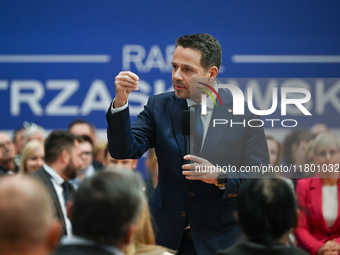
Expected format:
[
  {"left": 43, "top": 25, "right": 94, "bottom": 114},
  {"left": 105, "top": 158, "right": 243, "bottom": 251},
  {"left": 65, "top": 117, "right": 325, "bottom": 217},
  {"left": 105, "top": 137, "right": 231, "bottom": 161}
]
[
  {"left": 208, "top": 66, "right": 219, "bottom": 79},
  {"left": 61, "top": 150, "right": 70, "bottom": 164},
  {"left": 46, "top": 219, "right": 62, "bottom": 251},
  {"left": 132, "top": 159, "right": 138, "bottom": 170}
]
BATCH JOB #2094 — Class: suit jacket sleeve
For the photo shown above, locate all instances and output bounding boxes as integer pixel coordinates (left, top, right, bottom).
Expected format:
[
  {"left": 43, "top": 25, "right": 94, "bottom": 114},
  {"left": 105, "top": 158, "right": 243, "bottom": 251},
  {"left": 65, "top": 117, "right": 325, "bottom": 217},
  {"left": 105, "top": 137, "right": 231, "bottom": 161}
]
[
  {"left": 106, "top": 97, "right": 155, "bottom": 159},
  {"left": 295, "top": 180, "right": 324, "bottom": 255}
]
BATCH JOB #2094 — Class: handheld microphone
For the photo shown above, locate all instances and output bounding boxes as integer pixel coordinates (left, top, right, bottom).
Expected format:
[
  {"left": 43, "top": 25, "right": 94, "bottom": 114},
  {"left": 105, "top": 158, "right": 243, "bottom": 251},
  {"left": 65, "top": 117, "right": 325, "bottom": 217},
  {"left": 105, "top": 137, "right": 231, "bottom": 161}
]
[{"left": 181, "top": 109, "right": 196, "bottom": 164}]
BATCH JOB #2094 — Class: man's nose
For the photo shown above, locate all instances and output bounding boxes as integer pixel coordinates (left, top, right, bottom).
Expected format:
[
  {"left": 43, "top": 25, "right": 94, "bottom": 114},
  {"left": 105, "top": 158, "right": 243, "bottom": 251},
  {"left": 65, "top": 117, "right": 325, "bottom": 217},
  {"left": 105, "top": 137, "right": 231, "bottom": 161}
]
[{"left": 173, "top": 68, "right": 183, "bottom": 81}]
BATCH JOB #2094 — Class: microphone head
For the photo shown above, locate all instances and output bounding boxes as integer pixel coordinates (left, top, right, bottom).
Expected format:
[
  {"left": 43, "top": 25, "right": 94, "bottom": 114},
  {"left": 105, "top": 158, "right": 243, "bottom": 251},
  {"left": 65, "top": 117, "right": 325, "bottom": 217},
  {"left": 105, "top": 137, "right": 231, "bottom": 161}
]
[{"left": 181, "top": 109, "right": 197, "bottom": 136}]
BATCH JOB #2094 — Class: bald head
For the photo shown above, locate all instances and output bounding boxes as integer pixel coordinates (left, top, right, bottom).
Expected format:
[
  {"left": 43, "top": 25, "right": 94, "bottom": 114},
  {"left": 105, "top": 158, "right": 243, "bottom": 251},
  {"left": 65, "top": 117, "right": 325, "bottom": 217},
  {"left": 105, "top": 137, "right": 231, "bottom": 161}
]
[{"left": 0, "top": 176, "right": 59, "bottom": 254}]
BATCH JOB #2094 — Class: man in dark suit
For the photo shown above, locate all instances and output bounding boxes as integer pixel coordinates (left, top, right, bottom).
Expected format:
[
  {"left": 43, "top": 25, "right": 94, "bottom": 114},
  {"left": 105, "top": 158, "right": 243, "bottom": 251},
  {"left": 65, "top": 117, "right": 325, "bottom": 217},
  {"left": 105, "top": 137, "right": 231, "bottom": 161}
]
[
  {"left": 106, "top": 33, "right": 269, "bottom": 255},
  {"left": 55, "top": 168, "right": 145, "bottom": 255},
  {"left": 31, "top": 130, "right": 83, "bottom": 236}
]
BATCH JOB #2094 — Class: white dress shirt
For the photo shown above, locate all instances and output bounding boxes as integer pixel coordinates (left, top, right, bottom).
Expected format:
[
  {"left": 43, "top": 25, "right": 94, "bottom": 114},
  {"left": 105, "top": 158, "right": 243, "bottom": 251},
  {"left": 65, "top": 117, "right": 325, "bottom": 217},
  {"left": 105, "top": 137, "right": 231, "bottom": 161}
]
[
  {"left": 323, "top": 185, "right": 338, "bottom": 229},
  {"left": 43, "top": 164, "right": 72, "bottom": 236}
]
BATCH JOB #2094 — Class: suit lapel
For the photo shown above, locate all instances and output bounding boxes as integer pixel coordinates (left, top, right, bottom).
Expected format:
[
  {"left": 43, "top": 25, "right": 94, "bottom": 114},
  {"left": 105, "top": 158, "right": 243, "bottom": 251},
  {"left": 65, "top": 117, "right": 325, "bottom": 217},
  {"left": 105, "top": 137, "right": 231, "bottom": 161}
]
[
  {"left": 170, "top": 95, "right": 187, "bottom": 158},
  {"left": 40, "top": 167, "right": 67, "bottom": 234},
  {"left": 200, "top": 89, "right": 233, "bottom": 159}
]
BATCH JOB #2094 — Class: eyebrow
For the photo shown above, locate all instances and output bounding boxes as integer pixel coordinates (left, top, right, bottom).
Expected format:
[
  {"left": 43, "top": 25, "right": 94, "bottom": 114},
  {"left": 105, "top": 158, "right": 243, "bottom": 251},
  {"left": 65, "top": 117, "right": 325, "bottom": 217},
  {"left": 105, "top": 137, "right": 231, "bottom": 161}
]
[{"left": 171, "top": 62, "right": 196, "bottom": 70}]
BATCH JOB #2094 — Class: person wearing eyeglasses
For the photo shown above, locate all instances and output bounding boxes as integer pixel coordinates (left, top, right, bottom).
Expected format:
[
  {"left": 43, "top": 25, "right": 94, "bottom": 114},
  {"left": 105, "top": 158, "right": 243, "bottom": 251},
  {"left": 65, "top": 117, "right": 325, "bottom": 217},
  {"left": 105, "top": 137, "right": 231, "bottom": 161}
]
[
  {"left": 295, "top": 132, "right": 340, "bottom": 255},
  {"left": 69, "top": 135, "right": 102, "bottom": 190},
  {"left": 0, "top": 132, "right": 18, "bottom": 175}
]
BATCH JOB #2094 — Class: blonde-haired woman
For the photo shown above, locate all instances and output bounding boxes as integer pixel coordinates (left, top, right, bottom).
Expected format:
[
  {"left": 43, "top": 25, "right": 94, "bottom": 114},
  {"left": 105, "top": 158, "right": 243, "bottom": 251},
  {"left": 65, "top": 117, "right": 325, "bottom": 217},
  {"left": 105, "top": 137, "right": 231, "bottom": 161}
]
[
  {"left": 19, "top": 140, "right": 44, "bottom": 175},
  {"left": 295, "top": 132, "right": 340, "bottom": 255},
  {"left": 125, "top": 204, "right": 175, "bottom": 255}
]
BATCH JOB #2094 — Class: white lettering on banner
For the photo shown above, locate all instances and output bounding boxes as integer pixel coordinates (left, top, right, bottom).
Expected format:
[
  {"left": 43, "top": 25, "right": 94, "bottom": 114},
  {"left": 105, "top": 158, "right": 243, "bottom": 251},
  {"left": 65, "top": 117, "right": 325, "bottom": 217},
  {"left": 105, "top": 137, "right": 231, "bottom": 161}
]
[
  {"left": 122, "top": 45, "right": 146, "bottom": 71},
  {"left": 3, "top": 78, "right": 339, "bottom": 118},
  {"left": 11, "top": 80, "right": 44, "bottom": 116},
  {"left": 0, "top": 80, "right": 9, "bottom": 90},
  {"left": 316, "top": 80, "right": 340, "bottom": 115},
  {"left": 122, "top": 45, "right": 175, "bottom": 73},
  {"left": 45, "top": 80, "right": 79, "bottom": 115},
  {"left": 5, "top": 79, "right": 169, "bottom": 117},
  {"left": 81, "top": 80, "right": 112, "bottom": 115},
  {"left": 129, "top": 80, "right": 152, "bottom": 116}
]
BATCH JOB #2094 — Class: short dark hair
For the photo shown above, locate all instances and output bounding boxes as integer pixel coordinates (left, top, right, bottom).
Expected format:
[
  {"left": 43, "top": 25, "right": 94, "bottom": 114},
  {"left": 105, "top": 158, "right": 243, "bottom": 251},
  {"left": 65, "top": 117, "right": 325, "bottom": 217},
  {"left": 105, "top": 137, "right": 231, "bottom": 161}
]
[
  {"left": 79, "top": 135, "right": 94, "bottom": 147},
  {"left": 236, "top": 178, "right": 297, "bottom": 245},
  {"left": 175, "top": 33, "right": 222, "bottom": 71},
  {"left": 44, "top": 130, "right": 78, "bottom": 164},
  {"left": 71, "top": 169, "right": 145, "bottom": 246},
  {"left": 68, "top": 119, "right": 95, "bottom": 133}
]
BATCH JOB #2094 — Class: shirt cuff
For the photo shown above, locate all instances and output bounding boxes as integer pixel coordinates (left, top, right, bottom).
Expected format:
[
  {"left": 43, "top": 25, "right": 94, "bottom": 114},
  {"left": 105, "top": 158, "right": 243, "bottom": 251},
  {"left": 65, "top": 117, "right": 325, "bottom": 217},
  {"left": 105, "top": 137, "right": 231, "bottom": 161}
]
[{"left": 110, "top": 99, "right": 128, "bottom": 114}]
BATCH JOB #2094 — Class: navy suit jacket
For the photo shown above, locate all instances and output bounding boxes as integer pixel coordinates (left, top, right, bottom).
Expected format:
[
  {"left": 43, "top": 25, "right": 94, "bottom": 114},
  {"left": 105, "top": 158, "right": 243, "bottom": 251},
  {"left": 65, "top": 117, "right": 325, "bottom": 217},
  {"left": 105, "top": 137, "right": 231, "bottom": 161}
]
[{"left": 106, "top": 90, "right": 269, "bottom": 255}]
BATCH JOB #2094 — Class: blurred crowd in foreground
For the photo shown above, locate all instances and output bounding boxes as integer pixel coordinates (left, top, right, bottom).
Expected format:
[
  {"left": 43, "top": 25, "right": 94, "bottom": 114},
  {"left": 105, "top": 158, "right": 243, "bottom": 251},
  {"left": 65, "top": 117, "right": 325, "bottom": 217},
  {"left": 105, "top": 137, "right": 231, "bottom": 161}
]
[{"left": 0, "top": 120, "right": 339, "bottom": 255}]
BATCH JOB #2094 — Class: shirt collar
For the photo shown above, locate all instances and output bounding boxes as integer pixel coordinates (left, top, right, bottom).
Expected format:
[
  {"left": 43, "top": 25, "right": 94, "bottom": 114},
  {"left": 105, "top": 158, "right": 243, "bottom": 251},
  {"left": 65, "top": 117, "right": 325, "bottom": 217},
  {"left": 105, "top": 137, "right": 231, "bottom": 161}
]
[
  {"left": 186, "top": 94, "right": 215, "bottom": 111},
  {"left": 43, "top": 164, "right": 64, "bottom": 185}
]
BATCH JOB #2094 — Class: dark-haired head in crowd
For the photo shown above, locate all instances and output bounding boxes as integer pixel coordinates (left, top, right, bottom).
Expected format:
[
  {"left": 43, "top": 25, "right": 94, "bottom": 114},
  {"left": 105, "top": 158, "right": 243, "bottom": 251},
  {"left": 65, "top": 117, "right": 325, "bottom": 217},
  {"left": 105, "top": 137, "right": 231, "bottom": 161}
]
[
  {"left": 13, "top": 126, "right": 26, "bottom": 156},
  {"left": 217, "top": 178, "right": 308, "bottom": 255},
  {"left": 55, "top": 168, "right": 145, "bottom": 255},
  {"left": 0, "top": 175, "right": 61, "bottom": 255},
  {"left": 283, "top": 129, "right": 315, "bottom": 167},
  {"left": 68, "top": 119, "right": 97, "bottom": 144},
  {"left": 31, "top": 130, "right": 83, "bottom": 236},
  {"left": 104, "top": 145, "right": 138, "bottom": 171},
  {"left": 68, "top": 119, "right": 103, "bottom": 170},
  {"left": 70, "top": 135, "right": 104, "bottom": 190}
]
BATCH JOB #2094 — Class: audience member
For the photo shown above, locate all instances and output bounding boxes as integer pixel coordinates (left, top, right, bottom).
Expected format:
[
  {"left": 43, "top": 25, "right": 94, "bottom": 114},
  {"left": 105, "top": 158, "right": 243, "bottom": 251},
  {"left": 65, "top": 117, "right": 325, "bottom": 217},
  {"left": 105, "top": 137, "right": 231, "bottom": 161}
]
[
  {"left": 283, "top": 129, "right": 311, "bottom": 166},
  {"left": 217, "top": 178, "right": 308, "bottom": 255},
  {"left": 0, "top": 132, "right": 19, "bottom": 174},
  {"left": 266, "top": 136, "right": 282, "bottom": 167},
  {"left": 68, "top": 119, "right": 103, "bottom": 170},
  {"left": 266, "top": 136, "right": 294, "bottom": 191},
  {"left": 125, "top": 204, "right": 176, "bottom": 255},
  {"left": 55, "top": 168, "right": 145, "bottom": 255},
  {"left": 31, "top": 130, "right": 83, "bottom": 236},
  {"left": 94, "top": 140, "right": 108, "bottom": 166},
  {"left": 310, "top": 123, "right": 329, "bottom": 136},
  {"left": 68, "top": 119, "right": 97, "bottom": 144},
  {"left": 24, "top": 123, "right": 46, "bottom": 143},
  {"left": 0, "top": 175, "right": 61, "bottom": 255},
  {"left": 144, "top": 148, "right": 158, "bottom": 200},
  {"left": 13, "top": 126, "right": 26, "bottom": 153},
  {"left": 19, "top": 140, "right": 45, "bottom": 175},
  {"left": 295, "top": 132, "right": 340, "bottom": 255},
  {"left": 299, "top": 140, "right": 317, "bottom": 178},
  {"left": 105, "top": 145, "right": 138, "bottom": 170},
  {"left": 70, "top": 135, "right": 102, "bottom": 189}
]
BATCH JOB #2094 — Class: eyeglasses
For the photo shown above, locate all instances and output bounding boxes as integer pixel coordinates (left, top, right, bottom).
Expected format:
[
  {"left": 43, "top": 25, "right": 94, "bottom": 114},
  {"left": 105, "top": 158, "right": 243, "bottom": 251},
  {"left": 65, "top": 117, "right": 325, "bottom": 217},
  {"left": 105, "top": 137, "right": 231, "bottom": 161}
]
[
  {"left": 81, "top": 151, "right": 93, "bottom": 157},
  {"left": 23, "top": 121, "right": 38, "bottom": 130}
]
